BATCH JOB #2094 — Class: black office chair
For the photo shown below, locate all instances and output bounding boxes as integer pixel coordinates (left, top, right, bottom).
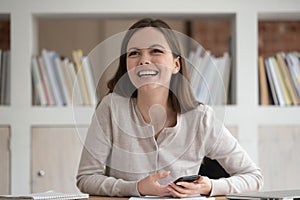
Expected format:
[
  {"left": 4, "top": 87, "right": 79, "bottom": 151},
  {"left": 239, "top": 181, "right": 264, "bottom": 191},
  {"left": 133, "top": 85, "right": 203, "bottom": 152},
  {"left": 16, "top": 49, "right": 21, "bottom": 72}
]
[{"left": 199, "top": 157, "right": 230, "bottom": 179}]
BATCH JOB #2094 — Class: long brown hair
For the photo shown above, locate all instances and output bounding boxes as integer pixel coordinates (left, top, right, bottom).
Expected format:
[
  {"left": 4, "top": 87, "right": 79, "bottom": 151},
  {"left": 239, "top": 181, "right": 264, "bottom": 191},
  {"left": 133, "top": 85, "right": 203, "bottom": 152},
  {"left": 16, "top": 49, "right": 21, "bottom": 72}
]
[{"left": 107, "top": 18, "right": 199, "bottom": 113}]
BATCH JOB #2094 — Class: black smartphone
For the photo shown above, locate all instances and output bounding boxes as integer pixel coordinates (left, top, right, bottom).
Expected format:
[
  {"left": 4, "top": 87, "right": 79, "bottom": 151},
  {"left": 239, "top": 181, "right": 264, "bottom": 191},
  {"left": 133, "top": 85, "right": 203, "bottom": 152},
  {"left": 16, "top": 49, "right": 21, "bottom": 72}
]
[{"left": 173, "top": 175, "right": 200, "bottom": 184}]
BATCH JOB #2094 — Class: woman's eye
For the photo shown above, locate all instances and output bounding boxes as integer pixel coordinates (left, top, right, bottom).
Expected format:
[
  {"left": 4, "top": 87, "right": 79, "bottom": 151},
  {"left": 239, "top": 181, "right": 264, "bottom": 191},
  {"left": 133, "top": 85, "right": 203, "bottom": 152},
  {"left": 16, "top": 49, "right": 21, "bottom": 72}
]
[
  {"left": 152, "top": 49, "right": 164, "bottom": 54},
  {"left": 128, "top": 51, "right": 139, "bottom": 57}
]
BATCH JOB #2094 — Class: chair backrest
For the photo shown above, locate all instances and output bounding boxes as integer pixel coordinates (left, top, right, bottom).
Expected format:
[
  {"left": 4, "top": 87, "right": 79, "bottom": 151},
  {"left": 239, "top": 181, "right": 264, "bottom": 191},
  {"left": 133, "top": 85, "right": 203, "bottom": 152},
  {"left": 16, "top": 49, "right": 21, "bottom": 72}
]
[{"left": 199, "top": 157, "right": 230, "bottom": 179}]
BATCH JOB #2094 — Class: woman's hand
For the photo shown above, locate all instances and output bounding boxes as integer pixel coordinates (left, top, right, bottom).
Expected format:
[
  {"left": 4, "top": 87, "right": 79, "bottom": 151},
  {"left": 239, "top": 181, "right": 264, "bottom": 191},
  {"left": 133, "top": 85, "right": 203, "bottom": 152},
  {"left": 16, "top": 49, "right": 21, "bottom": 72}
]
[
  {"left": 167, "top": 176, "right": 212, "bottom": 198},
  {"left": 137, "top": 171, "right": 171, "bottom": 197}
]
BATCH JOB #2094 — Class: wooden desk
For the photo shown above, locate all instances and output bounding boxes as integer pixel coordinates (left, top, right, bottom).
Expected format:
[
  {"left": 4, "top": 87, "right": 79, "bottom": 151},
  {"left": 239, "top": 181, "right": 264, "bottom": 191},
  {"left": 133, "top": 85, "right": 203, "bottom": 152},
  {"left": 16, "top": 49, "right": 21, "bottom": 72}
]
[{"left": 89, "top": 196, "right": 227, "bottom": 200}]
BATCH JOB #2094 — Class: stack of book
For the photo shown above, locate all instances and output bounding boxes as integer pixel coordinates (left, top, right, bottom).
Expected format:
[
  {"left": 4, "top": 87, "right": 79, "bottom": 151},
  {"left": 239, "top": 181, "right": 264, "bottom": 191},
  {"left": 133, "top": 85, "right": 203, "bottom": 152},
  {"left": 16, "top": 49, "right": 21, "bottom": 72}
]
[
  {"left": 258, "top": 51, "right": 300, "bottom": 106},
  {"left": 31, "top": 49, "right": 96, "bottom": 106},
  {"left": 188, "top": 46, "right": 232, "bottom": 105},
  {"left": 0, "top": 49, "right": 10, "bottom": 105}
]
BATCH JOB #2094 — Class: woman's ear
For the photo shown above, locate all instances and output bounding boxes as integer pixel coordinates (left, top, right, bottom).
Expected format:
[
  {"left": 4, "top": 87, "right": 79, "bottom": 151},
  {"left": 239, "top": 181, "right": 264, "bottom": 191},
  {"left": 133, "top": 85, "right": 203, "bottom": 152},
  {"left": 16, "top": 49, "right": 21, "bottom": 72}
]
[{"left": 172, "top": 56, "right": 181, "bottom": 74}]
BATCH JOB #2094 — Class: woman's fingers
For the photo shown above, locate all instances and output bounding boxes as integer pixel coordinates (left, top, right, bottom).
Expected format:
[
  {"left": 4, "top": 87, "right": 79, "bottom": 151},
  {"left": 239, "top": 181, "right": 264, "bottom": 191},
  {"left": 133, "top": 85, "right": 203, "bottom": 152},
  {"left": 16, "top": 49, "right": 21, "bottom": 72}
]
[
  {"left": 167, "top": 177, "right": 211, "bottom": 198},
  {"left": 168, "top": 182, "right": 194, "bottom": 196},
  {"left": 167, "top": 185, "right": 189, "bottom": 198},
  {"left": 138, "top": 171, "right": 171, "bottom": 196}
]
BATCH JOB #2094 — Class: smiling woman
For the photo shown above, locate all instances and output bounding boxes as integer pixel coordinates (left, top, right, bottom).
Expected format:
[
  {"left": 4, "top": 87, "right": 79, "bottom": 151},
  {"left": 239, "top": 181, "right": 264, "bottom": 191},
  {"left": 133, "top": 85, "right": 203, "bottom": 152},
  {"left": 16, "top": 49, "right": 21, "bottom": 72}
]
[
  {"left": 107, "top": 19, "right": 198, "bottom": 114},
  {"left": 76, "top": 18, "right": 263, "bottom": 198}
]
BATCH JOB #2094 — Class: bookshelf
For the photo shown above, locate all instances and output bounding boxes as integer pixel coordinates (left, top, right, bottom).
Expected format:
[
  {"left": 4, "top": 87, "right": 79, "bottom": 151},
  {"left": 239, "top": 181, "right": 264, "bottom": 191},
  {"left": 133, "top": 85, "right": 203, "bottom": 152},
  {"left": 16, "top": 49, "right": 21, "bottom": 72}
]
[
  {"left": 0, "top": 0, "right": 300, "bottom": 195},
  {"left": 257, "top": 12, "right": 300, "bottom": 190},
  {"left": 258, "top": 15, "right": 300, "bottom": 106}
]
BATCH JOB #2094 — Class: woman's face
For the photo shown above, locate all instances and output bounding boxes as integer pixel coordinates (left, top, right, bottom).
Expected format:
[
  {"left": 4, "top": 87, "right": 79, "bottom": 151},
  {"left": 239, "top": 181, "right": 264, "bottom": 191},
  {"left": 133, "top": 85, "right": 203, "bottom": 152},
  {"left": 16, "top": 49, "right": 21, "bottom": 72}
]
[{"left": 126, "top": 27, "right": 180, "bottom": 91}]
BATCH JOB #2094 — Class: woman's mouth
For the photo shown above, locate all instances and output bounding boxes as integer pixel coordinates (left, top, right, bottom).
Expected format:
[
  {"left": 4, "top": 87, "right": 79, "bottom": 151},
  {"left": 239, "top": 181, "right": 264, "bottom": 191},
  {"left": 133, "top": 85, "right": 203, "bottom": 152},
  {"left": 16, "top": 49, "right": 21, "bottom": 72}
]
[{"left": 137, "top": 70, "right": 159, "bottom": 78}]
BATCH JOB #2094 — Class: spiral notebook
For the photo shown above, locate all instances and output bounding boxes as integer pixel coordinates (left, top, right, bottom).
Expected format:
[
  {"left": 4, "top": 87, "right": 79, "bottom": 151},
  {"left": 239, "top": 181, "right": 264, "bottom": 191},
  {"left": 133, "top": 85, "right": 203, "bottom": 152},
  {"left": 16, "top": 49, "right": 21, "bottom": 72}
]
[{"left": 0, "top": 191, "right": 89, "bottom": 200}]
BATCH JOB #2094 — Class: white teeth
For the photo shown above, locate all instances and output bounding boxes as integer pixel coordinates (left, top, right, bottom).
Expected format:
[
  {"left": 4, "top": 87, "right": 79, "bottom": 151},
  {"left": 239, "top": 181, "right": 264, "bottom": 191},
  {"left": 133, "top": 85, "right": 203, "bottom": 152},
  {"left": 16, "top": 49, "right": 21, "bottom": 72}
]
[{"left": 137, "top": 70, "right": 158, "bottom": 77}]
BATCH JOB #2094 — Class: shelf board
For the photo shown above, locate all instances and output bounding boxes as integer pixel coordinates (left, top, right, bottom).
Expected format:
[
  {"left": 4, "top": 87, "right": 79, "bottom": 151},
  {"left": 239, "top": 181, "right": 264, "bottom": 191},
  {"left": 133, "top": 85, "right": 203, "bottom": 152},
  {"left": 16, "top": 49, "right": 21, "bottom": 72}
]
[
  {"left": 257, "top": 106, "right": 300, "bottom": 125},
  {"left": 31, "top": 106, "right": 95, "bottom": 125},
  {"left": 0, "top": 106, "right": 94, "bottom": 125}
]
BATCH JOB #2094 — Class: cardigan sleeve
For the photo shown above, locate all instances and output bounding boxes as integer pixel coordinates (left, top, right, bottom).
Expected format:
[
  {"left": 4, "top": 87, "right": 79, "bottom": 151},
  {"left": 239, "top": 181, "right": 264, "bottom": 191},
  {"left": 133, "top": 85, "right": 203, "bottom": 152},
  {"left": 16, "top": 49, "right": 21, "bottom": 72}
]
[
  {"left": 76, "top": 95, "right": 141, "bottom": 197},
  {"left": 201, "top": 106, "right": 263, "bottom": 196}
]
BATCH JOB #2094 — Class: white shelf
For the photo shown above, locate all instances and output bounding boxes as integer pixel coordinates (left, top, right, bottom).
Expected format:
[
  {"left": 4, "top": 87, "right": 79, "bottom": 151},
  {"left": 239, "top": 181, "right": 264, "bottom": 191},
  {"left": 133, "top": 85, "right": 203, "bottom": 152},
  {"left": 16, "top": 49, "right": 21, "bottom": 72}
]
[
  {"left": 1, "top": 0, "right": 300, "bottom": 195},
  {"left": 257, "top": 107, "right": 300, "bottom": 125},
  {"left": 0, "top": 106, "right": 94, "bottom": 124}
]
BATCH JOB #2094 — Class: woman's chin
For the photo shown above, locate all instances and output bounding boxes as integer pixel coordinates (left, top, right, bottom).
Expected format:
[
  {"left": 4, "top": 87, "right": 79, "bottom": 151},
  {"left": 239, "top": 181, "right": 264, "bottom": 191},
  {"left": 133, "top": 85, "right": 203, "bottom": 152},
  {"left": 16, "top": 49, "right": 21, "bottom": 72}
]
[{"left": 137, "top": 83, "right": 169, "bottom": 92}]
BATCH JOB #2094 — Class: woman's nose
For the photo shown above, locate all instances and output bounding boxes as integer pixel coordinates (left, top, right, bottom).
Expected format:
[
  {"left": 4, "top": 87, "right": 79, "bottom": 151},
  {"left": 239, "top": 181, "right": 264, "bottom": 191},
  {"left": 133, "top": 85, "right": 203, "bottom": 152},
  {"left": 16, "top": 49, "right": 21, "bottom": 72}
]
[{"left": 139, "top": 53, "right": 151, "bottom": 65}]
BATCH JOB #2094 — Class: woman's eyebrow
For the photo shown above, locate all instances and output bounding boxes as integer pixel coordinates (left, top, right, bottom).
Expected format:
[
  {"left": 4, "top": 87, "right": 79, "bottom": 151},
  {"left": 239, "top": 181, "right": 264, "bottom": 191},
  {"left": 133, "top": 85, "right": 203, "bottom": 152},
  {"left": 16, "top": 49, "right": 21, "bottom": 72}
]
[
  {"left": 127, "top": 44, "right": 167, "bottom": 52},
  {"left": 127, "top": 47, "right": 140, "bottom": 52},
  {"left": 149, "top": 44, "right": 166, "bottom": 49}
]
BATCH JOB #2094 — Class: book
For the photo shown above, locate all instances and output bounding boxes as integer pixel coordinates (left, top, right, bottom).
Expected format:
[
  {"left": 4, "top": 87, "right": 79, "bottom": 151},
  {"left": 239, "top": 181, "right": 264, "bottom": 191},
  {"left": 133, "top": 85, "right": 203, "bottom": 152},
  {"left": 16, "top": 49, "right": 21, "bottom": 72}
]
[
  {"left": 212, "top": 52, "right": 231, "bottom": 105},
  {"left": 189, "top": 45, "right": 204, "bottom": 95},
  {"left": 37, "top": 56, "right": 55, "bottom": 105},
  {"left": 194, "top": 50, "right": 211, "bottom": 102},
  {"left": 194, "top": 52, "right": 231, "bottom": 105},
  {"left": 286, "top": 52, "right": 300, "bottom": 100},
  {"left": 264, "top": 57, "right": 279, "bottom": 105},
  {"left": 194, "top": 51, "right": 213, "bottom": 104},
  {"left": 258, "top": 55, "right": 271, "bottom": 105},
  {"left": 31, "top": 56, "right": 47, "bottom": 106},
  {"left": 53, "top": 53, "right": 70, "bottom": 105},
  {"left": 82, "top": 56, "right": 97, "bottom": 106},
  {"left": 42, "top": 49, "right": 64, "bottom": 106},
  {"left": 266, "top": 56, "right": 285, "bottom": 106},
  {"left": 276, "top": 52, "right": 300, "bottom": 105},
  {"left": 60, "top": 57, "right": 74, "bottom": 106},
  {"left": 0, "top": 190, "right": 89, "bottom": 200},
  {"left": 66, "top": 61, "right": 84, "bottom": 106},
  {"left": 72, "top": 49, "right": 90, "bottom": 105},
  {"left": 272, "top": 56, "right": 292, "bottom": 105}
]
